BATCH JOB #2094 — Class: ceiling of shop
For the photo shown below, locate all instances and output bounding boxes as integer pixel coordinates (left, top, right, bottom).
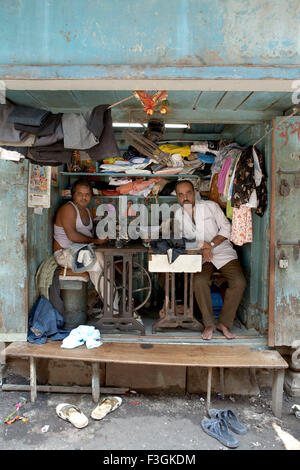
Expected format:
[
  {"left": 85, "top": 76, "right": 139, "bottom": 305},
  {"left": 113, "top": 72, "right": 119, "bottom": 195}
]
[{"left": 5, "top": 89, "right": 298, "bottom": 141}]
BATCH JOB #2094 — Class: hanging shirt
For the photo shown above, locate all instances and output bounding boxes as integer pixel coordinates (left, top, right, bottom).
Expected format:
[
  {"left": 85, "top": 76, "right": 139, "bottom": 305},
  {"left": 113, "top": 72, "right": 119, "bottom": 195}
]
[{"left": 174, "top": 196, "right": 237, "bottom": 269}]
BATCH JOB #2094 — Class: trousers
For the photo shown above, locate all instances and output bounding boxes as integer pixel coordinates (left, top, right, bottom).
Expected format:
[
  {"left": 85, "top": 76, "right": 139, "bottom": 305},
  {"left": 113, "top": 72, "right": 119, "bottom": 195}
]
[{"left": 193, "top": 259, "right": 246, "bottom": 329}]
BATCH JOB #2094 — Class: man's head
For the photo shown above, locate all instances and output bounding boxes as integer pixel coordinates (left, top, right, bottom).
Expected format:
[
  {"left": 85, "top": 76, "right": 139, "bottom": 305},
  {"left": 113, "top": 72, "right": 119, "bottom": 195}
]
[
  {"left": 71, "top": 179, "right": 93, "bottom": 208},
  {"left": 175, "top": 180, "right": 195, "bottom": 207}
]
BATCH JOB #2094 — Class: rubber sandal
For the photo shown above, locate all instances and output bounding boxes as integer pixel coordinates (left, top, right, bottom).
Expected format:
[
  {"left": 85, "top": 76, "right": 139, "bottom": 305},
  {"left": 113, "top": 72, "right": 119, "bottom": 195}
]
[
  {"left": 208, "top": 408, "right": 247, "bottom": 435},
  {"left": 91, "top": 396, "right": 122, "bottom": 420},
  {"left": 56, "top": 403, "right": 88, "bottom": 429},
  {"left": 201, "top": 417, "right": 239, "bottom": 448}
]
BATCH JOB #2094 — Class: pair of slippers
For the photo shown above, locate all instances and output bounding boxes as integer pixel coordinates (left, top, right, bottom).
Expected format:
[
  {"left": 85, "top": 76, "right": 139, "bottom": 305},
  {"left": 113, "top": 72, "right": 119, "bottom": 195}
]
[
  {"left": 201, "top": 409, "right": 247, "bottom": 449},
  {"left": 56, "top": 396, "right": 122, "bottom": 429}
]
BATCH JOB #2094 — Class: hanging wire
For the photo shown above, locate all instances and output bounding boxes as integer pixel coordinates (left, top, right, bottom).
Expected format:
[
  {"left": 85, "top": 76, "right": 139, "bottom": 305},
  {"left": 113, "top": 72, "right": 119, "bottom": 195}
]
[{"left": 252, "top": 107, "right": 299, "bottom": 147}]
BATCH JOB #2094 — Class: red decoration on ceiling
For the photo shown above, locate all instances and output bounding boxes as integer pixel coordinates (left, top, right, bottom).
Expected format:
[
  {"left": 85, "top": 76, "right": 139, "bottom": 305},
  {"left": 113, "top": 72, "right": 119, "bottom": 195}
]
[{"left": 134, "top": 90, "right": 169, "bottom": 115}]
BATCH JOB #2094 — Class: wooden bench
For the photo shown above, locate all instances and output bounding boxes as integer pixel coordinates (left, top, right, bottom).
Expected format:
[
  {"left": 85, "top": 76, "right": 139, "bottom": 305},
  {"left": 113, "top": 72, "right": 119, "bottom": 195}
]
[{"left": 2, "top": 341, "right": 288, "bottom": 418}]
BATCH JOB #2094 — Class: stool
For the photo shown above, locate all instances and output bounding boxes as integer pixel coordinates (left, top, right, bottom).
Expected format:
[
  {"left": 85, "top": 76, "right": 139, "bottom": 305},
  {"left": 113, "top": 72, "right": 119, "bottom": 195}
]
[{"left": 59, "top": 268, "right": 89, "bottom": 329}]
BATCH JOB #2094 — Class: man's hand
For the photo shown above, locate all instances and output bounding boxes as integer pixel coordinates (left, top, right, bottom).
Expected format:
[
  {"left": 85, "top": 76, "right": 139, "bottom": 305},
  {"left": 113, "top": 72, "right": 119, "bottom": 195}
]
[
  {"left": 93, "top": 237, "right": 109, "bottom": 245},
  {"left": 202, "top": 247, "right": 213, "bottom": 262}
]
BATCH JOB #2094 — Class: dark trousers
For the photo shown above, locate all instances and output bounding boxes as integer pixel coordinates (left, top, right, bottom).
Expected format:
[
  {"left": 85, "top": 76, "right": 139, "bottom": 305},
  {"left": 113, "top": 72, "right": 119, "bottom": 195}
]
[{"left": 193, "top": 259, "right": 246, "bottom": 329}]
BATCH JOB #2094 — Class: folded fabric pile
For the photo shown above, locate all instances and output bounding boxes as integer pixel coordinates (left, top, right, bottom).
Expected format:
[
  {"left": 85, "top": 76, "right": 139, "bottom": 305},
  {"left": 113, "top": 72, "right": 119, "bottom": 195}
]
[{"left": 61, "top": 325, "right": 102, "bottom": 349}]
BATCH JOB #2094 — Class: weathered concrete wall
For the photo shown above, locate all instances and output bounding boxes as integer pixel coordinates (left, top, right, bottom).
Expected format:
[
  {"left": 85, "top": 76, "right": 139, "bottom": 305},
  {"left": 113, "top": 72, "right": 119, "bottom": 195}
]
[{"left": 0, "top": 0, "right": 299, "bottom": 66}]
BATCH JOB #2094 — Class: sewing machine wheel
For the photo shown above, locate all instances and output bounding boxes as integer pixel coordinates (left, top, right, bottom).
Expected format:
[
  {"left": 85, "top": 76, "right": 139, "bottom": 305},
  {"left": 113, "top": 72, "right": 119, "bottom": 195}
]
[{"left": 97, "top": 261, "right": 152, "bottom": 314}]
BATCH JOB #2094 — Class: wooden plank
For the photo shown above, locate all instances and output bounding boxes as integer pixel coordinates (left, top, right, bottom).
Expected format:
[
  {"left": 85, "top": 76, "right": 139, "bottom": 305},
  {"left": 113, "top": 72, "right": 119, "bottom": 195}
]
[
  {"left": 4, "top": 342, "right": 288, "bottom": 369},
  {"left": 2, "top": 384, "right": 129, "bottom": 394},
  {"left": 30, "top": 357, "right": 37, "bottom": 403},
  {"left": 268, "top": 118, "right": 276, "bottom": 347},
  {"left": 272, "top": 369, "right": 285, "bottom": 418}
]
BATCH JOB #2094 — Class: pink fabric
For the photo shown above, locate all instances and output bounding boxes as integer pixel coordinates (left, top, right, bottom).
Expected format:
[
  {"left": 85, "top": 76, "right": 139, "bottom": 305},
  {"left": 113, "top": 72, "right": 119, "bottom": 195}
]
[
  {"left": 117, "top": 177, "right": 161, "bottom": 195},
  {"left": 217, "top": 158, "right": 232, "bottom": 194}
]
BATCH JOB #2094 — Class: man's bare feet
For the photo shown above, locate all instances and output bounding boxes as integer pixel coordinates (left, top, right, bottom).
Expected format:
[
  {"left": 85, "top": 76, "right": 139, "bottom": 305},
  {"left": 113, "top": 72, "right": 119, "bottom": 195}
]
[
  {"left": 216, "top": 322, "right": 236, "bottom": 339},
  {"left": 201, "top": 326, "right": 214, "bottom": 340}
]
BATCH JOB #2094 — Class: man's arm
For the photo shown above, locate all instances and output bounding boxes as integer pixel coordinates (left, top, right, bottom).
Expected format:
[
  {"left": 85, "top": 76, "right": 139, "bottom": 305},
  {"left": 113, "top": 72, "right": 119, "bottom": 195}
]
[
  {"left": 201, "top": 202, "right": 231, "bottom": 261},
  {"left": 59, "top": 204, "right": 107, "bottom": 245}
]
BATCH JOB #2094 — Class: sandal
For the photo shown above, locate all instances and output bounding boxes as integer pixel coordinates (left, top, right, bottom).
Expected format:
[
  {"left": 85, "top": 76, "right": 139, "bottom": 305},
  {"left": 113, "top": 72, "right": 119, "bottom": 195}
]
[
  {"left": 201, "top": 417, "right": 239, "bottom": 448},
  {"left": 56, "top": 403, "right": 88, "bottom": 429},
  {"left": 91, "top": 396, "right": 122, "bottom": 420},
  {"left": 208, "top": 408, "right": 247, "bottom": 435}
]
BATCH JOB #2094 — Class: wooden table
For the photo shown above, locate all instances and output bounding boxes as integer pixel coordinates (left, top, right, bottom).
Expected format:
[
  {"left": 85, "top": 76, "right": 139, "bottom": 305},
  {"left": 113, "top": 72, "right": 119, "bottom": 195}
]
[{"left": 2, "top": 341, "right": 288, "bottom": 418}]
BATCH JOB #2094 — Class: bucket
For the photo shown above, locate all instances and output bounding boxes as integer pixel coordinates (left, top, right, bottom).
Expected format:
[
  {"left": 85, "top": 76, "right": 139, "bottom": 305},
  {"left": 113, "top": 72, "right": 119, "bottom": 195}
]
[{"left": 59, "top": 279, "right": 88, "bottom": 329}]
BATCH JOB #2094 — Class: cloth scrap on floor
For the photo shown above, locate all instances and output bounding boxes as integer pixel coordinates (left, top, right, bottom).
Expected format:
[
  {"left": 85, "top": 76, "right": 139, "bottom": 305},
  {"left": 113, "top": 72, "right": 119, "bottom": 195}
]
[{"left": 61, "top": 325, "right": 102, "bottom": 349}]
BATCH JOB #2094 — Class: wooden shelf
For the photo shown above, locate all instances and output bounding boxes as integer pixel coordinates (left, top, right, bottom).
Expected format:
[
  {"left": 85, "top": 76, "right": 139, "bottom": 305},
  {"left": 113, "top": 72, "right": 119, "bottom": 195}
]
[
  {"left": 60, "top": 172, "right": 199, "bottom": 178},
  {"left": 62, "top": 195, "right": 178, "bottom": 200}
]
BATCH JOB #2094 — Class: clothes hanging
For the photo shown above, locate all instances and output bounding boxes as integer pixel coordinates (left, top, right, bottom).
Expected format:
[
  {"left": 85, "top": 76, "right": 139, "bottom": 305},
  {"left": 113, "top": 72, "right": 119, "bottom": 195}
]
[
  {"left": 86, "top": 105, "right": 120, "bottom": 161},
  {"left": 7, "top": 104, "right": 50, "bottom": 127}
]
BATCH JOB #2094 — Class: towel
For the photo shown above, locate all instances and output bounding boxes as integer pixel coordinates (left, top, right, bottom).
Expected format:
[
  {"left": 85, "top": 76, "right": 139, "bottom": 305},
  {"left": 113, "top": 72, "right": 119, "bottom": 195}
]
[{"left": 61, "top": 325, "right": 102, "bottom": 349}]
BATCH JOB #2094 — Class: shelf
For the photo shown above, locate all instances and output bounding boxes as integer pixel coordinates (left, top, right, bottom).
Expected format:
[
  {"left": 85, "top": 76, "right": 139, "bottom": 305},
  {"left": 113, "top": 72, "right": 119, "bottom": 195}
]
[
  {"left": 62, "top": 195, "right": 178, "bottom": 200},
  {"left": 60, "top": 172, "right": 199, "bottom": 178}
]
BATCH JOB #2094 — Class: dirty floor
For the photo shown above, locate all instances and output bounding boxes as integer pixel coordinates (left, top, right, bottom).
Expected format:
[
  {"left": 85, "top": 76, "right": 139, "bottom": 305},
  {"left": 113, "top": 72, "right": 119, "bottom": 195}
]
[{"left": 1, "top": 371, "right": 299, "bottom": 452}]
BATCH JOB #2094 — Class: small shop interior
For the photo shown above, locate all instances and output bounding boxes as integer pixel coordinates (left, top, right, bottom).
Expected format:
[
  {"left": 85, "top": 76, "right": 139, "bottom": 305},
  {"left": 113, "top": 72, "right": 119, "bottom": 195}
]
[{"left": 0, "top": 90, "right": 271, "bottom": 342}]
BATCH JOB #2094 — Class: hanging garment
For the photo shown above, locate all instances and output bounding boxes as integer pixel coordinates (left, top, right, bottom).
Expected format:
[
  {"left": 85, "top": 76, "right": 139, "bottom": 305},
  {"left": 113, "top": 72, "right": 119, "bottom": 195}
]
[
  {"left": 14, "top": 112, "right": 62, "bottom": 136},
  {"left": 211, "top": 143, "right": 244, "bottom": 175},
  {"left": 33, "top": 122, "right": 63, "bottom": 147},
  {"left": 28, "top": 140, "right": 73, "bottom": 166},
  {"left": 252, "top": 146, "right": 268, "bottom": 217},
  {"left": 217, "top": 157, "right": 232, "bottom": 194},
  {"left": 86, "top": 105, "right": 120, "bottom": 161},
  {"left": 62, "top": 111, "right": 99, "bottom": 149},
  {"left": 209, "top": 173, "right": 227, "bottom": 209},
  {"left": 0, "top": 104, "right": 34, "bottom": 143},
  {"left": 230, "top": 147, "right": 256, "bottom": 208},
  {"left": 230, "top": 206, "right": 253, "bottom": 246},
  {"left": 8, "top": 104, "right": 50, "bottom": 127}
]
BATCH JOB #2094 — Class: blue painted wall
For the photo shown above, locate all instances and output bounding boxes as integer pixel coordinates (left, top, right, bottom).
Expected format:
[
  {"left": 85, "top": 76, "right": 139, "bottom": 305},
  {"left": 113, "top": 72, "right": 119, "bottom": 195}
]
[{"left": 0, "top": 0, "right": 299, "bottom": 67}]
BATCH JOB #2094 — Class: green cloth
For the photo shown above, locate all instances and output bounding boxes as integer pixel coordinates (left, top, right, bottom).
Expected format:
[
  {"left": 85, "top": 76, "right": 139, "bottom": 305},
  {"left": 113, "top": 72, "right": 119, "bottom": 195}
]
[
  {"left": 226, "top": 200, "right": 233, "bottom": 220},
  {"left": 35, "top": 255, "right": 59, "bottom": 299}
]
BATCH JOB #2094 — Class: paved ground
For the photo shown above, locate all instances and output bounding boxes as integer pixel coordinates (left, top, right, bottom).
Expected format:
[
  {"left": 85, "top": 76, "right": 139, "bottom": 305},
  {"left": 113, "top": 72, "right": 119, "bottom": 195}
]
[{"left": 1, "top": 370, "right": 300, "bottom": 452}]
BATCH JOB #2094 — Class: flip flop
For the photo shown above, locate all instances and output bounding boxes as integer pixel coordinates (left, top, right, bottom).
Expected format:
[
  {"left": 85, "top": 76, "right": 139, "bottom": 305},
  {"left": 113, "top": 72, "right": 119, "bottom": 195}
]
[
  {"left": 201, "top": 417, "right": 239, "bottom": 449},
  {"left": 56, "top": 403, "right": 88, "bottom": 429},
  {"left": 208, "top": 408, "right": 247, "bottom": 435},
  {"left": 91, "top": 396, "right": 122, "bottom": 420}
]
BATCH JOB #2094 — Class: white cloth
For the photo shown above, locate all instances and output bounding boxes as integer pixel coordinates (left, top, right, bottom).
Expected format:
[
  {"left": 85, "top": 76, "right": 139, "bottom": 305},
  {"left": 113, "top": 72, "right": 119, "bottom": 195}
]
[
  {"left": 174, "top": 197, "right": 237, "bottom": 270},
  {"left": 0, "top": 147, "right": 24, "bottom": 161},
  {"left": 61, "top": 325, "right": 102, "bottom": 349}
]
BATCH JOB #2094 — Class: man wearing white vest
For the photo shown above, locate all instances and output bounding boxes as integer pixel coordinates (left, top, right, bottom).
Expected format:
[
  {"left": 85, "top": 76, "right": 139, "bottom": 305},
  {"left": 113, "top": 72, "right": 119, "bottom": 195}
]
[{"left": 174, "top": 180, "right": 246, "bottom": 340}]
